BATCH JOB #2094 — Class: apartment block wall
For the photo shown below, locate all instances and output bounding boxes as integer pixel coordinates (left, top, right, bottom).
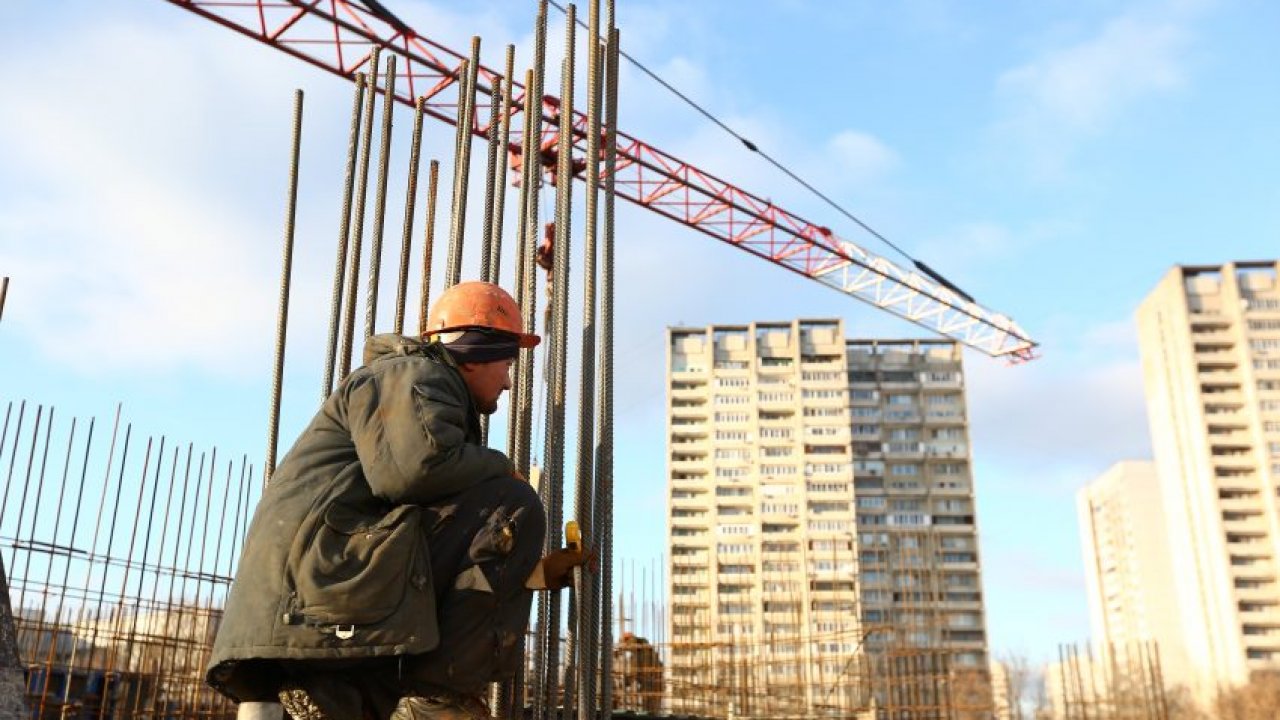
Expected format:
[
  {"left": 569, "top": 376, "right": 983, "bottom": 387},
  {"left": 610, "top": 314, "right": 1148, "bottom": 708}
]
[
  {"left": 1077, "top": 460, "right": 1189, "bottom": 688},
  {"left": 665, "top": 320, "right": 989, "bottom": 716},
  {"left": 1136, "top": 261, "right": 1280, "bottom": 698}
]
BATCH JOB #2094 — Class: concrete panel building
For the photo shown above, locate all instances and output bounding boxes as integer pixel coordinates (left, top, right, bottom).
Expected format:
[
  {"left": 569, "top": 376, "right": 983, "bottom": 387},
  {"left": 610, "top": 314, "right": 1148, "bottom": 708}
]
[
  {"left": 1136, "top": 261, "right": 1280, "bottom": 698},
  {"left": 665, "top": 319, "right": 989, "bottom": 717},
  {"left": 1077, "top": 460, "right": 1189, "bottom": 688}
]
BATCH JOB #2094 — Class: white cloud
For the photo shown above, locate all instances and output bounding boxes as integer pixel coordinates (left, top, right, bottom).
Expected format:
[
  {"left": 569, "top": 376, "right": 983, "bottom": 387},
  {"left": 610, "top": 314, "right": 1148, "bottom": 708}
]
[
  {"left": 999, "top": 15, "right": 1188, "bottom": 132},
  {"left": 828, "top": 130, "right": 900, "bottom": 185},
  {"left": 967, "top": 315, "right": 1150, "bottom": 480}
]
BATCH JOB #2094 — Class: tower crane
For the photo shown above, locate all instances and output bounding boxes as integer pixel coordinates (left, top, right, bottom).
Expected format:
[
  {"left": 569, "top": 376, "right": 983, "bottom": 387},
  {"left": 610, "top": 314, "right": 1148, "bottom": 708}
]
[{"left": 164, "top": 0, "right": 1039, "bottom": 361}]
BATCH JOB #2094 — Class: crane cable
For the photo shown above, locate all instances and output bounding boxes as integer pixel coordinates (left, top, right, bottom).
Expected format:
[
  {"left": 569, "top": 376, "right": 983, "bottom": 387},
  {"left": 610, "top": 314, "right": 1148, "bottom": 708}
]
[{"left": 544, "top": 0, "right": 978, "bottom": 304}]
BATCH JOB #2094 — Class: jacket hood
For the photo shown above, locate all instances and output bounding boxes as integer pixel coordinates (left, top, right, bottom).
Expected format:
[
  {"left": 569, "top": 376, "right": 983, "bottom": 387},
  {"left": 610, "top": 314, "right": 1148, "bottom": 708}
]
[{"left": 362, "top": 333, "right": 454, "bottom": 368}]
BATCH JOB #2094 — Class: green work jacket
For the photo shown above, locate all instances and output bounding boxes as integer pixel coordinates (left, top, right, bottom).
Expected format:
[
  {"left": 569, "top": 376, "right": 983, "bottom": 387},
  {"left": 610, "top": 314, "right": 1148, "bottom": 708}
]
[{"left": 206, "top": 335, "right": 513, "bottom": 702}]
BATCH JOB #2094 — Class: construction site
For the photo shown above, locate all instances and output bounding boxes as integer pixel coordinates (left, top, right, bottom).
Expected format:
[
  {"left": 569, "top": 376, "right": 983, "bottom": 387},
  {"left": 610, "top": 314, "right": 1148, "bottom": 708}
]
[{"left": 5, "top": 1, "right": 1275, "bottom": 720}]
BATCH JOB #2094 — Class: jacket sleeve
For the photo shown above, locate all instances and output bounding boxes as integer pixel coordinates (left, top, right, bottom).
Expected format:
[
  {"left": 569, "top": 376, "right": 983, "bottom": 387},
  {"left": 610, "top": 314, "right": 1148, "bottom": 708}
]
[{"left": 346, "top": 359, "right": 513, "bottom": 504}]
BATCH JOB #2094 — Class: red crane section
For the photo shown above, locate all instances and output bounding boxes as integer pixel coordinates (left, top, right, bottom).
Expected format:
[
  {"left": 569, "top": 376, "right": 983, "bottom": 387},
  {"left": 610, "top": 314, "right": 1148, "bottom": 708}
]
[{"left": 164, "top": 0, "right": 1038, "bottom": 360}]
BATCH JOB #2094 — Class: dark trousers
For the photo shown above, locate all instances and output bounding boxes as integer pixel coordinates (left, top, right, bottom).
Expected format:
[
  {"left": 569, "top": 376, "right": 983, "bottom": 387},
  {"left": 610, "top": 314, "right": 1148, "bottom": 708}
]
[{"left": 293, "top": 476, "right": 546, "bottom": 719}]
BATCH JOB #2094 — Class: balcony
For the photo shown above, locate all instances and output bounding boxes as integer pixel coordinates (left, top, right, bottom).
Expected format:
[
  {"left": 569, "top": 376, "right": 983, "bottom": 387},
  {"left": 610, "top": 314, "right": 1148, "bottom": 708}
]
[
  {"left": 884, "top": 442, "right": 924, "bottom": 458},
  {"left": 926, "top": 443, "right": 967, "bottom": 458}
]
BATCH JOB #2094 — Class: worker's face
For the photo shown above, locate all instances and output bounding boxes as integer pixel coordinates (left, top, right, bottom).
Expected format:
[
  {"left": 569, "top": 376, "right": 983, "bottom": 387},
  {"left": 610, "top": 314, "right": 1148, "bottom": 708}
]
[{"left": 459, "top": 358, "right": 514, "bottom": 415}]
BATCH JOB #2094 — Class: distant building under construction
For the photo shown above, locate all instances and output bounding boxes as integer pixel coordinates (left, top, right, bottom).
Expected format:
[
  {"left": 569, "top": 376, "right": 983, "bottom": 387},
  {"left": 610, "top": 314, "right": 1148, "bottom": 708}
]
[{"left": 665, "top": 320, "right": 990, "bottom": 718}]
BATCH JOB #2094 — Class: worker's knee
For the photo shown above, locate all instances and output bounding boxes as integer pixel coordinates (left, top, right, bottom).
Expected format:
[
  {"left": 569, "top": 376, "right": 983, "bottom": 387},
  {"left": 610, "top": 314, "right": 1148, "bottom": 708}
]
[{"left": 463, "top": 476, "right": 545, "bottom": 565}]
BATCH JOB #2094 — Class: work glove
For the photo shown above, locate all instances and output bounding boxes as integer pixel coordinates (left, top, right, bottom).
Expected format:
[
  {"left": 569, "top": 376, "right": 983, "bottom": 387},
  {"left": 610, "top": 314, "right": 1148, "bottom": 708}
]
[{"left": 527, "top": 547, "right": 593, "bottom": 591}]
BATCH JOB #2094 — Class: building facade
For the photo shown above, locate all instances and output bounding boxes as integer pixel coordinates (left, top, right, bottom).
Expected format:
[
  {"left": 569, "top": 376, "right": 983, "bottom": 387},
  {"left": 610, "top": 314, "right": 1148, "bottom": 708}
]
[
  {"left": 1136, "top": 261, "right": 1280, "bottom": 697},
  {"left": 665, "top": 320, "right": 989, "bottom": 717},
  {"left": 1077, "top": 460, "right": 1189, "bottom": 688}
]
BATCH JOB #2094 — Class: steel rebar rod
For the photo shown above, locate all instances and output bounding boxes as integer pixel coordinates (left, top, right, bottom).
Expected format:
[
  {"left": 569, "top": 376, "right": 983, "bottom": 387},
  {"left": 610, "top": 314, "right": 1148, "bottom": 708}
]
[
  {"left": 544, "top": 7, "right": 576, "bottom": 716},
  {"left": 510, "top": 67, "right": 538, "bottom": 473},
  {"left": 366, "top": 56, "right": 398, "bottom": 338},
  {"left": 395, "top": 96, "right": 427, "bottom": 335},
  {"left": 419, "top": 159, "right": 441, "bottom": 335},
  {"left": 323, "top": 72, "right": 366, "bottom": 399},
  {"left": 7, "top": 405, "right": 46, "bottom": 578},
  {"left": 523, "top": 2, "right": 550, "bottom": 715},
  {"left": 595, "top": 19, "right": 620, "bottom": 720},
  {"left": 0, "top": 276, "right": 7, "bottom": 322},
  {"left": 573, "top": 0, "right": 603, "bottom": 715},
  {"left": 94, "top": 434, "right": 152, "bottom": 720},
  {"left": 44, "top": 415, "right": 94, "bottom": 716},
  {"left": 0, "top": 401, "right": 26, "bottom": 528},
  {"left": 479, "top": 73, "right": 502, "bottom": 283},
  {"left": 341, "top": 51, "right": 381, "bottom": 378},
  {"left": 489, "top": 45, "right": 516, "bottom": 284},
  {"left": 445, "top": 38, "right": 482, "bottom": 289},
  {"left": 267, "top": 89, "right": 304, "bottom": 483}
]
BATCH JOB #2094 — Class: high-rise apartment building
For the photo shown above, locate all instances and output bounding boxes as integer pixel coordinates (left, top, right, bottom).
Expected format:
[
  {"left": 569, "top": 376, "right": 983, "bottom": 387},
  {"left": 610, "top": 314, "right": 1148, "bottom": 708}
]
[
  {"left": 1136, "top": 261, "right": 1280, "bottom": 697},
  {"left": 665, "top": 319, "right": 989, "bottom": 717},
  {"left": 1077, "top": 461, "right": 1189, "bottom": 687}
]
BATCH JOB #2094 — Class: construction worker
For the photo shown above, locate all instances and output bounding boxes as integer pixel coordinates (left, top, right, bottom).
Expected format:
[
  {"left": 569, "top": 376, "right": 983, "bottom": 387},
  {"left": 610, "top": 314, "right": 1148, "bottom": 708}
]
[{"left": 207, "top": 281, "right": 586, "bottom": 720}]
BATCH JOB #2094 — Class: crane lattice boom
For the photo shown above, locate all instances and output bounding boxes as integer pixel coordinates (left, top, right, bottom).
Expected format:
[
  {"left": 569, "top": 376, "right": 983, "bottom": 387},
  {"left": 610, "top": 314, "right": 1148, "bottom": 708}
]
[{"left": 165, "top": 0, "right": 1038, "bottom": 360}]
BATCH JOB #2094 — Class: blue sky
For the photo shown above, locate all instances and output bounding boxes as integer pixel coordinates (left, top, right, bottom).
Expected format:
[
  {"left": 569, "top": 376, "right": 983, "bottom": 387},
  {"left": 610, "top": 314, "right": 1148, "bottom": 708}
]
[{"left": 2, "top": 0, "right": 1278, "bottom": 666}]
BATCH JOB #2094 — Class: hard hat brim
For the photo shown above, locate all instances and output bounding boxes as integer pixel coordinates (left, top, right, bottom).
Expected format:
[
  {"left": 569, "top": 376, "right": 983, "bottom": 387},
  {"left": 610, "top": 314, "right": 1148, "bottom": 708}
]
[{"left": 518, "top": 333, "right": 541, "bottom": 349}]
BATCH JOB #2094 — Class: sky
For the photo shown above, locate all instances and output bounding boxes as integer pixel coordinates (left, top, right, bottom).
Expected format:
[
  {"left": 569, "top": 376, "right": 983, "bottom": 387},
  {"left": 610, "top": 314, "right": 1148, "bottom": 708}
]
[{"left": 2, "top": 0, "right": 1279, "bottom": 667}]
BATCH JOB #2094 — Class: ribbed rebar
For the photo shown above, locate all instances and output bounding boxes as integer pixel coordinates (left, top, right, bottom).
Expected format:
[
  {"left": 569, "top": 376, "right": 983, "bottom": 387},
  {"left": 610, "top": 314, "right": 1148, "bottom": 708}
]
[
  {"left": 365, "top": 55, "right": 398, "bottom": 338},
  {"left": 266, "top": 89, "right": 303, "bottom": 483},
  {"left": 489, "top": 45, "right": 516, "bottom": 283},
  {"left": 341, "top": 51, "right": 381, "bottom": 377},
  {"left": 418, "top": 160, "right": 442, "bottom": 336},
  {"left": 526, "top": 1, "right": 552, "bottom": 715},
  {"left": 574, "top": 1, "right": 602, "bottom": 716},
  {"left": 506, "top": 67, "right": 534, "bottom": 469},
  {"left": 595, "top": 21, "right": 620, "bottom": 719},
  {"left": 322, "top": 73, "right": 365, "bottom": 399},
  {"left": 395, "top": 96, "right": 427, "bottom": 335},
  {"left": 479, "top": 74, "right": 502, "bottom": 283},
  {"left": 445, "top": 38, "right": 482, "bottom": 289},
  {"left": 543, "top": 7, "right": 576, "bottom": 717},
  {"left": 0, "top": 277, "right": 8, "bottom": 322}
]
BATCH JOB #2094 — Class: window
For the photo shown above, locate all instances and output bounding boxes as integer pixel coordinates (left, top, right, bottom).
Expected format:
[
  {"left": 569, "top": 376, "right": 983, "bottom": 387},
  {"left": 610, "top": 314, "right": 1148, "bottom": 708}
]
[
  {"left": 716, "top": 430, "right": 747, "bottom": 441},
  {"left": 715, "top": 411, "right": 748, "bottom": 423},
  {"left": 715, "top": 377, "right": 748, "bottom": 388},
  {"left": 715, "top": 467, "right": 748, "bottom": 478},
  {"left": 887, "top": 393, "right": 915, "bottom": 405},
  {"left": 890, "top": 464, "right": 920, "bottom": 476},
  {"left": 716, "top": 448, "right": 751, "bottom": 460},
  {"left": 856, "top": 497, "right": 886, "bottom": 509},
  {"left": 715, "top": 394, "right": 749, "bottom": 406},
  {"left": 718, "top": 524, "right": 754, "bottom": 536},
  {"left": 716, "top": 486, "right": 751, "bottom": 497},
  {"left": 802, "top": 389, "right": 843, "bottom": 399},
  {"left": 935, "top": 463, "right": 965, "bottom": 475}
]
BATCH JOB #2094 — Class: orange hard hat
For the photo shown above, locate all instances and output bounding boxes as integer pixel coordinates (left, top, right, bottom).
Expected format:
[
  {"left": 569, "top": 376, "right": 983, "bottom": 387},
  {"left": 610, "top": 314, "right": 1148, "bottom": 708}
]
[{"left": 425, "top": 281, "right": 540, "bottom": 348}]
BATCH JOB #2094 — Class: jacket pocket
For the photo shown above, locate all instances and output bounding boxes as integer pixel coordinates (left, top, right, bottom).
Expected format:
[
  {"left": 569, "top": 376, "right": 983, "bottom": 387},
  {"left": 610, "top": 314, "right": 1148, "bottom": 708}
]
[{"left": 290, "top": 501, "right": 428, "bottom": 627}]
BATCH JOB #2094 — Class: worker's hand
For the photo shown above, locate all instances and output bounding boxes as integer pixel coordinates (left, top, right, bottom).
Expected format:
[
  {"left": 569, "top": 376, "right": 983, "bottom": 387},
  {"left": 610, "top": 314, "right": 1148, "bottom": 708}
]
[
  {"left": 511, "top": 465, "right": 527, "bottom": 483},
  {"left": 541, "top": 547, "right": 594, "bottom": 590}
]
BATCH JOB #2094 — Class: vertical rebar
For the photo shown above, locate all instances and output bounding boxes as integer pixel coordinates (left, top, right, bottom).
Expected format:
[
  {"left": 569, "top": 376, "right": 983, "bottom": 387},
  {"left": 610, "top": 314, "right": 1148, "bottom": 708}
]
[
  {"left": 509, "top": 67, "right": 538, "bottom": 470},
  {"left": 596, "top": 19, "right": 620, "bottom": 720},
  {"left": 395, "top": 96, "right": 427, "bottom": 335},
  {"left": 574, "top": 1, "right": 603, "bottom": 716},
  {"left": 366, "top": 56, "right": 398, "bottom": 338},
  {"left": 446, "top": 38, "right": 482, "bottom": 289},
  {"left": 323, "top": 73, "right": 366, "bottom": 399},
  {"left": 543, "top": 7, "right": 576, "bottom": 717},
  {"left": 0, "top": 277, "right": 8, "bottom": 322},
  {"left": 480, "top": 74, "right": 502, "bottom": 283},
  {"left": 341, "top": 50, "right": 381, "bottom": 378},
  {"left": 0, "top": 401, "right": 26, "bottom": 528},
  {"left": 490, "top": 45, "right": 516, "bottom": 283},
  {"left": 523, "top": 3, "right": 550, "bottom": 717},
  {"left": 419, "top": 160, "right": 442, "bottom": 335},
  {"left": 6, "top": 404, "right": 45, "bottom": 576},
  {"left": 266, "top": 89, "right": 304, "bottom": 484}
]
